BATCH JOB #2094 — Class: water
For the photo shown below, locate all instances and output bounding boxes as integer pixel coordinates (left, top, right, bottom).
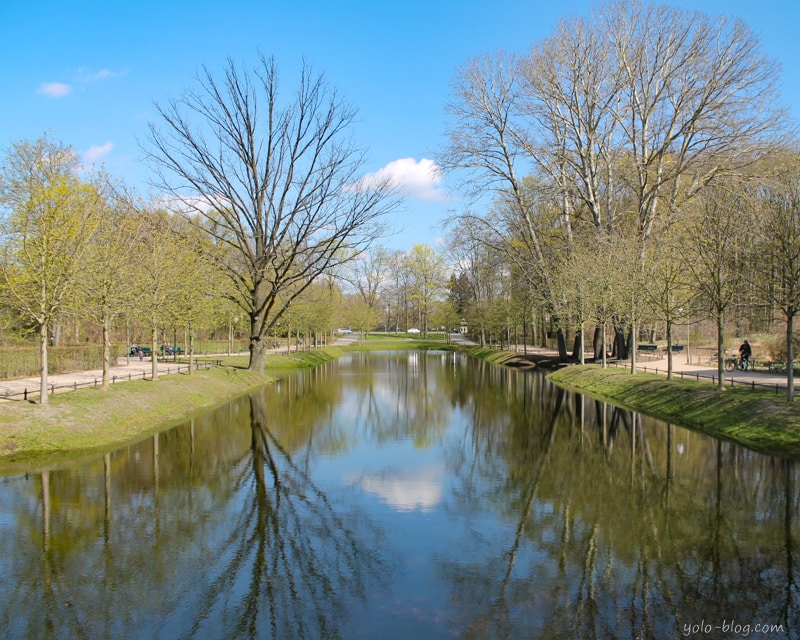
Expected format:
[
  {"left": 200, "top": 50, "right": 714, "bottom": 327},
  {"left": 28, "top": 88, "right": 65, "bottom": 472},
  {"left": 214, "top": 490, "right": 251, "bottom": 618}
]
[{"left": 1, "top": 351, "right": 798, "bottom": 639}]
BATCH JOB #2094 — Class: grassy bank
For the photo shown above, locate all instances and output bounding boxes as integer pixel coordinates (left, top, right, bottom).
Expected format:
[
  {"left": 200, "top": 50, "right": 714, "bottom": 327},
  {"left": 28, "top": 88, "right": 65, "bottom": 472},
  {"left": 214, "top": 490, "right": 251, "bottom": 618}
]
[
  {"left": 549, "top": 365, "right": 800, "bottom": 456},
  {"left": 0, "top": 349, "right": 339, "bottom": 473}
]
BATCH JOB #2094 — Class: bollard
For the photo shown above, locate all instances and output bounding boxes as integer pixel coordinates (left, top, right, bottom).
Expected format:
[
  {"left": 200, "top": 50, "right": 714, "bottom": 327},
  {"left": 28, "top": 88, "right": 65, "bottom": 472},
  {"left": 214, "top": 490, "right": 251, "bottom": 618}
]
[
  {"left": 113, "top": 376, "right": 116, "bottom": 384},
  {"left": 24, "top": 389, "right": 27, "bottom": 401},
  {"left": 73, "top": 382, "right": 77, "bottom": 391},
  {"left": 50, "top": 384, "right": 54, "bottom": 395}
]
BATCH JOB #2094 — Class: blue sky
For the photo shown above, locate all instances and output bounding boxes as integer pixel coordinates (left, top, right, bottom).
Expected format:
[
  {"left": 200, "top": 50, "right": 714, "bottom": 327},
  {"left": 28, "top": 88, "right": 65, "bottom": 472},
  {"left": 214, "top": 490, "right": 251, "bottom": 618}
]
[{"left": 2, "top": 0, "right": 798, "bottom": 250}]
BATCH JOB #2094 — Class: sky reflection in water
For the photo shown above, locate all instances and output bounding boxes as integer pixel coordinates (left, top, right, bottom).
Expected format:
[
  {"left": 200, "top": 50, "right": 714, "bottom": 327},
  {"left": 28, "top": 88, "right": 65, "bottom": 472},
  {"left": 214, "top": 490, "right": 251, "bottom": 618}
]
[{"left": 1, "top": 350, "right": 799, "bottom": 639}]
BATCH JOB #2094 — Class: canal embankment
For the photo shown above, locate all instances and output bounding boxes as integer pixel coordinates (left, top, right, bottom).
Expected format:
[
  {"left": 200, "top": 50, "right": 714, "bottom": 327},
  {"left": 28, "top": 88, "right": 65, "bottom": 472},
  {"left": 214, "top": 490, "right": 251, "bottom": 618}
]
[
  {"left": 0, "top": 349, "right": 341, "bottom": 471},
  {"left": 548, "top": 365, "right": 800, "bottom": 457},
  {"left": 464, "top": 345, "right": 800, "bottom": 456}
]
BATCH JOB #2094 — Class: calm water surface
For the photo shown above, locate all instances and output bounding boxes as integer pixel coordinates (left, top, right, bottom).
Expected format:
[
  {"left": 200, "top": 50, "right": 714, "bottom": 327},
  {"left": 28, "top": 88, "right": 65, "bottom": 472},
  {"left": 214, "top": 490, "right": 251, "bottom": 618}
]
[{"left": 1, "top": 351, "right": 798, "bottom": 639}]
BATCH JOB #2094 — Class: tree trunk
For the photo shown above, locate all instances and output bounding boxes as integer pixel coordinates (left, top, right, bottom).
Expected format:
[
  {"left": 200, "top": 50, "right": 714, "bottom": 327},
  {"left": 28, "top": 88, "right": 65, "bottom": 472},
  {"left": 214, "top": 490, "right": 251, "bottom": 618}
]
[
  {"left": 102, "top": 316, "right": 111, "bottom": 390},
  {"left": 614, "top": 325, "right": 627, "bottom": 360},
  {"left": 787, "top": 312, "right": 794, "bottom": 403},
  {"left": 592, "top": 326, "right": 603, "bottom": 363},
  {"left": 249, "top": 335, "right": 268, "bottom": 372},
  {"left": 601, "top": 324, "right": 608, "bottom": 369},
  {"left": 556, "top": 327, "right": 569, "bottom": 363},
  {"left": 665, "top": 320, "right": 673, "bottom": 381},
  {"left": 716, "top": 315, "right": 725, "bottom": 391},
  {"left": 188, "top": 322, "right": 194, "bottom": 376},
  {"left": 540, "top": 316, "right": 547, "bottom": 348},
  {"left": 151, "top": 326, "right": 159, "bottom": 381},
  {"left": 571, "top": 331, "right": 582, "bottom": 361},
  {"left": 629, "top": 323, "right": 637, "bottom": 375},
  {"left": 39, "top": 322, "right": 49, "bottom": 406}
]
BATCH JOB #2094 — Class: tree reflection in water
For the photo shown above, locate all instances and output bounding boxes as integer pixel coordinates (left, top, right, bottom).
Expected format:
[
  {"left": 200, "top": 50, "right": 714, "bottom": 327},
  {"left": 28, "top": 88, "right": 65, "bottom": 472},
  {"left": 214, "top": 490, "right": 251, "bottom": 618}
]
[
  {"left": 219, "top": 393, "right": 382, "bottom": 638},
  {"left": 180, "top": 392, "right": 388, "bottom": 639},
  {"left": 0, "top": 392, "right": 387, "bottom": 640},
  {"left": 441, "top": 361, "right": 800, "bottom": 638},
  {"left": 2, "top": 351, "right": 800, "bottom": 639}
]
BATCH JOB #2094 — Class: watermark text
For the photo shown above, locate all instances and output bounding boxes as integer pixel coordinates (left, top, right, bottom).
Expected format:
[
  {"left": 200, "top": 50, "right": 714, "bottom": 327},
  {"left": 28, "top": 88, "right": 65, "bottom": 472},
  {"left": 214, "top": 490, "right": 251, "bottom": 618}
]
[{"left": 682, "top": 619, "right": 785, "bottom": 637}]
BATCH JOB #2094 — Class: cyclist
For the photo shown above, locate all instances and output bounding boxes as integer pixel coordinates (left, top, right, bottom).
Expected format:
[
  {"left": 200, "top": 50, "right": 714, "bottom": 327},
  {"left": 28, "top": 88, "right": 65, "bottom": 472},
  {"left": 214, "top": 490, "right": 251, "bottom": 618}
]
[{"left": 738, "top": 339, "right": 752, "bottom": 370}]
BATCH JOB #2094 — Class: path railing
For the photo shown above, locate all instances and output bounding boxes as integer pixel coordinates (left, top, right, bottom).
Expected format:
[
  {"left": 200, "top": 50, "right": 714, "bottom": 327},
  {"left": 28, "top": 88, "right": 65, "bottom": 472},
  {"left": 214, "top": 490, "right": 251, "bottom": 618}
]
[
  {"left": 609, "top": 360, "right": 796, "bottom": 395},
  {"left": 1, "top": 359, "right": 223, "bottom": 402}
]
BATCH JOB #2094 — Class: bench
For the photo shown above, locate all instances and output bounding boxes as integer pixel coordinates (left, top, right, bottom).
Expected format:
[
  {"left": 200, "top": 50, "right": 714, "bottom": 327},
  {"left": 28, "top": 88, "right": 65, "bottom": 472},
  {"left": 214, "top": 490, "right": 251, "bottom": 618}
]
[
  {"left": 637, "top": 344, "right": 663, "bottom": 359},
  {"left": 670, "top": 345, "right": 684, "bottom": 352}
]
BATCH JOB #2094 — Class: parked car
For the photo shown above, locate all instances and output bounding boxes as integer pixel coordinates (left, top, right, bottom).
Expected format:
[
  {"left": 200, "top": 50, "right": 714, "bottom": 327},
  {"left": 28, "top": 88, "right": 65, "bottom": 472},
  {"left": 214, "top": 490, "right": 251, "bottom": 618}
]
[
  {"left": 407, "top": 327, "right": 420, "bottom": 334},
  {"left": 337, "top": 328, "right": 352, "bottom": 334}
]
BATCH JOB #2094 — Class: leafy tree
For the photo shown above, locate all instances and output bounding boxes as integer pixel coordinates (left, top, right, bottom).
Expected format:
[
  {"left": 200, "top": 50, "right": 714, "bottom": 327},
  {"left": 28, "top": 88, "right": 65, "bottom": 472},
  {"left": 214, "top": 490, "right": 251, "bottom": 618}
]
[
  {"left": 750, "top": 150, "right": 800, "bottom": 401},
  {"left": 146, "top": 56, "right": 397, "bottom": 372},
  {"left": 0, "top": 137, "right": 103, "bottom": 404},
  {"left": 74, "top": 180, "right": 144, "bottom": 388},
  {"left": 406, "top": 244, "right": 448, "bottom": 337},
  {"left": 129, "top": 208, "right": 186, "bottom": 380},
  {"left": 644, "top": 224, "right": 696, "bottom": 380},
  {"left": 681, "top": 182, "right": 749, "bottom": 390}
]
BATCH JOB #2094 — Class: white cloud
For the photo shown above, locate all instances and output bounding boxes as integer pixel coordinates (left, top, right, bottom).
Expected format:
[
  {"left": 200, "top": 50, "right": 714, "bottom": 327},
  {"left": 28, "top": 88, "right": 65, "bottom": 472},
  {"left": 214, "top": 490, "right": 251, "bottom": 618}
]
[
  {"left": 352, "top": 464, "right": 444, "bottom": 512},
  {"left": 37, "top": 82, "right": 72, "bottom": 98},
  {"left": 77, "top": 67, "right": 126, "bottom": 84},
  {"left": 362, "top": 157, "right": 449, "bottom": 202},
  {"left": 81, "top": 141, "right": 113, "bottom": 164}
]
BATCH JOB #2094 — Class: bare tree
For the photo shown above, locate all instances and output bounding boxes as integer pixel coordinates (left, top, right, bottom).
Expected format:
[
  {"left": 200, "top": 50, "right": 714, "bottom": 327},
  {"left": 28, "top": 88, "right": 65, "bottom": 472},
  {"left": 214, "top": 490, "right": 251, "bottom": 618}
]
[
  {"left": 146, "top": 56, "right": 396, "bottom": 372},
  {"left": 441, "top": 1, "right": 786, "bottom": 357},
  {"left": 518, "top": 0, "right": 785, "bottom": 238},
  {"left": 341, "top": 246, "right": 390, "bottom": 338}
]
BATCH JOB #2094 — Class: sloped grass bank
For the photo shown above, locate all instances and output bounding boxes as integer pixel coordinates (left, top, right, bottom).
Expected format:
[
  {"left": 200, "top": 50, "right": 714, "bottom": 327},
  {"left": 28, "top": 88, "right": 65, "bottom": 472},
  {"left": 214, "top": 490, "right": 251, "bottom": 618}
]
[
  {"left": 549, "top": 365, "right": 800, "bottom": 456},
  {"left": 468, "top": 346, "right": 528, "bottom": 367},
  {"left": 0, "top": 349, "right": 342, "bottom": 472}
]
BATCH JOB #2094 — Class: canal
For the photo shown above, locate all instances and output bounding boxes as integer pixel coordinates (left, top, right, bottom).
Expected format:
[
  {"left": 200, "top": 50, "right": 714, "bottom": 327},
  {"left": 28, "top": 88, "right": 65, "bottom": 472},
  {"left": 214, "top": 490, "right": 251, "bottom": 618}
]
[{"left": 1, "top": 350, "right": 797, "bottom": 639}]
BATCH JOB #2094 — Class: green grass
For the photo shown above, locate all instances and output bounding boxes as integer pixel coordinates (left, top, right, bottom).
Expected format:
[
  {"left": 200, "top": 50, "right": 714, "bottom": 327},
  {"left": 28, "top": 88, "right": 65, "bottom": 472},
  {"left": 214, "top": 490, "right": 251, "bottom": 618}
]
[
  {"left": 0, "top": 348, "right": 355, "bottom": 472},
  {"left": 0, "top": 365, "right": 272, "bottom": 473},
  {"left": 548, "top": 365, "right": 800, "bottom": 456},
  {"left": 334, "top": 334, "right": 459, "bottom": 351}
]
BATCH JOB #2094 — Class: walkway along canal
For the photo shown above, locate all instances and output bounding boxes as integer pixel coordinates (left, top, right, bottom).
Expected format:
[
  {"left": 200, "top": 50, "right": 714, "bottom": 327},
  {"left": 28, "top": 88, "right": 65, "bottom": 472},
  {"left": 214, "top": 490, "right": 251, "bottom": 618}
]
[{"left": 0, "top": 350, "right": 796, "bottom": 638}]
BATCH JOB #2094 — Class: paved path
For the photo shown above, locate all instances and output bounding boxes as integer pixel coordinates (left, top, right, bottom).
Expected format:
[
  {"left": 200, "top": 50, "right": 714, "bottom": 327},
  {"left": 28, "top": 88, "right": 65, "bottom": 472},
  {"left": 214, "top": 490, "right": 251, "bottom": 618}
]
[
  {"left": 501, "top": 344, "right": 797, "bottom": 392},
  {"left": 0, "top": 355, "right": 232, "bottom": 402}
]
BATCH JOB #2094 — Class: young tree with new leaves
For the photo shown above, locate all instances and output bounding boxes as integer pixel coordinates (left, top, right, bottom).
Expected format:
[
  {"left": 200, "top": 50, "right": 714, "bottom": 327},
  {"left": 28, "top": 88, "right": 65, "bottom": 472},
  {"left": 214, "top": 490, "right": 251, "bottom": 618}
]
[
  {"left": 750, "top": 150, "right": 800, "bottom": 401},
  {"left": 406, "top": 244, "right": 448, "bottom": 338},
  {"left": 75, "top": 182, "right": 144, "bottom": 389},
  {"left": 681, "top": 182, "right": 749, "bottom": 390},
  {"left": 0, "top": 137, "right": 103, "bottom": 404}
]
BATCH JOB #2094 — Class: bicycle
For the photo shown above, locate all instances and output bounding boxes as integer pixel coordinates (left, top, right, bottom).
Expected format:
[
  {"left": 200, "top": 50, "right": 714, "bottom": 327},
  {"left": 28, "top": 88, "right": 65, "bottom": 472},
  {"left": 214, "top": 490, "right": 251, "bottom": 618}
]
[{"left": 724, "top": 355, "right": 751, "bottom": 372}]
